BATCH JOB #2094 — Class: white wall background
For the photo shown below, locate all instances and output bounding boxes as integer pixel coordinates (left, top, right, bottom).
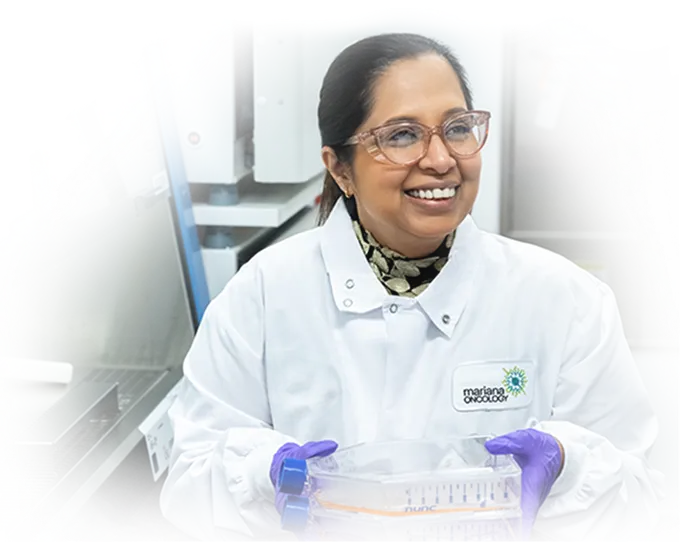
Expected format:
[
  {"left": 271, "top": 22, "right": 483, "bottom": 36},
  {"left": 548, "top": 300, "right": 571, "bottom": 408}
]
[{"left": 18, "top": 8, "right": 678, "bottom": 511}]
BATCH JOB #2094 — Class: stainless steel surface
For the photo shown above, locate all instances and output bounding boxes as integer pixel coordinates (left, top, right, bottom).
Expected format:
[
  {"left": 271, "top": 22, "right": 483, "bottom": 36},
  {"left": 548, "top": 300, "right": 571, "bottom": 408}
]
[
  {"left": 0, "top": 96, "right": 194, "bottom": 531},
  {"left": 9, "top": 365, "right": 187, "bottom": 536},
  {"left": 14, "top": 381, "right": 119, "bottom": 476},
  {"left": 44, "top": 366, "right": 184, "bottom": 532}
]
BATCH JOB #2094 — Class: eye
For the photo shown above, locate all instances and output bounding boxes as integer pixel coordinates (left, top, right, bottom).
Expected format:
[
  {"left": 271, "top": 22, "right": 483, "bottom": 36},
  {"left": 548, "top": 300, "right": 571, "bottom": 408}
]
[
  {"left": 444, "top": 122, "right": 472, "bottom": 140},
  {"left": 382, "top": 126, "right": 421, "bottom": 147}
]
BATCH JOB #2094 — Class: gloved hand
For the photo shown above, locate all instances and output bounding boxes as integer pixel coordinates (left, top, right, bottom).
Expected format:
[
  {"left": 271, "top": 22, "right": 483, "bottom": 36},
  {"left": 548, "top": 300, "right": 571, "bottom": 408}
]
[
  {"left": 270, "top": 440, "right": 338, "bottom": 513},
  {"left": 485, "top": 428, "right": 564, "bottom": 536}
]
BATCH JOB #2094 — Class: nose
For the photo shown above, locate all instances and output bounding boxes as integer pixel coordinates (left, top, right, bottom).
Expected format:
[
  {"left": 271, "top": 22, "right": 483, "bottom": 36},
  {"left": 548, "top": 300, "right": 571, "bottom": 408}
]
[{"left": 418, "top": 134, "right": 457, "bottom": 174}]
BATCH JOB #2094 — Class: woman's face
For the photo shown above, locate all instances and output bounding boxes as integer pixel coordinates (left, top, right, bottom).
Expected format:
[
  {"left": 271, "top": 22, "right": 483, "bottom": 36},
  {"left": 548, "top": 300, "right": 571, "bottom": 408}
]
[{"left": 324, "top": 54, "right": 482, "bottom": 258}]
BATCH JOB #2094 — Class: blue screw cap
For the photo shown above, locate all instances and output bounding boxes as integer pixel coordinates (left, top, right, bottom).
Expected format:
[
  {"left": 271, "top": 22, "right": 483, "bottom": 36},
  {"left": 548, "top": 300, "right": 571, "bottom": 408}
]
[
  {"left": 278, "top": 457, "right": 307, "bottom": 495},
  {"left": 281, "top": 495, "right": 310, "bottom": 532}
]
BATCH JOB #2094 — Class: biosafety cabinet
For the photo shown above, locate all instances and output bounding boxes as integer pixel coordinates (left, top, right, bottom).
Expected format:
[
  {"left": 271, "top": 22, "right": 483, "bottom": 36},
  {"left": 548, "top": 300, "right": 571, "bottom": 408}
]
[{"left": 501, "top": 29, "right": 678, "bottom": 346}]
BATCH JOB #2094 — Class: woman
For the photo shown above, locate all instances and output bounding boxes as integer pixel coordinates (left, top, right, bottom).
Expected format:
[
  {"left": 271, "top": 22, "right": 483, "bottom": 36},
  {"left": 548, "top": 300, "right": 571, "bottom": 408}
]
[{"left": 160, "top": 33, "right": 660, "bottom": 540}]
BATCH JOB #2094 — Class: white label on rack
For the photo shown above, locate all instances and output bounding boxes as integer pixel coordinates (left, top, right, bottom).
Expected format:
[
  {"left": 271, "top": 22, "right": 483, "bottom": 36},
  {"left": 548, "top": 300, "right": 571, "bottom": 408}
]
[
  {"left": 138, "top": 380, "right": 183, "bottom": 481},
  {"left": 451, "top": 360, "right": 535, "bottom": 412}
]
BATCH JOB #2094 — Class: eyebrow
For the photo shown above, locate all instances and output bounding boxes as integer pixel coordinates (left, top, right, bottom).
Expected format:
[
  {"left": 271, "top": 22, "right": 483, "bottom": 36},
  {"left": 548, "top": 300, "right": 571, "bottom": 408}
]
[{"left": 382, "top": 107, "right": 468, "bottom": 125}]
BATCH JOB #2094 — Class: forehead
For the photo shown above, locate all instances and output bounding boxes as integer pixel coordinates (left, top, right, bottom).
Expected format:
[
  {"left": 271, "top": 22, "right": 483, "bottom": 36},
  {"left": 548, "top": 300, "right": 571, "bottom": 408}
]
[{"left": 364, "top": 54, "right": 467, "bottom": 127}]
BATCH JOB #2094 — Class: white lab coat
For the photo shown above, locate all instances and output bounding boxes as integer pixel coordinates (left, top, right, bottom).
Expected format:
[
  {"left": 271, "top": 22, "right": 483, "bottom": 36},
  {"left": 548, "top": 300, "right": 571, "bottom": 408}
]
[{"left": 161, "top": 199, "right": 661, "bottom": 541}]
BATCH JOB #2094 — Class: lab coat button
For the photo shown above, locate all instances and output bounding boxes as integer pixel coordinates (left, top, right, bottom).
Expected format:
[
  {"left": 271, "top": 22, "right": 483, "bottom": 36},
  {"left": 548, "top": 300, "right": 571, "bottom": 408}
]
[
  {"left": 345, "top": 279, "right": 355, "bottom": 289},
  {"left": 389, "top": 304, "right": 398, "bottom": 313},
  {"left": 343, "top": 298, "right": 353, "bottom": 307},
  {"left": 442, "top": 314, "right": 451, "bottom": 324}
]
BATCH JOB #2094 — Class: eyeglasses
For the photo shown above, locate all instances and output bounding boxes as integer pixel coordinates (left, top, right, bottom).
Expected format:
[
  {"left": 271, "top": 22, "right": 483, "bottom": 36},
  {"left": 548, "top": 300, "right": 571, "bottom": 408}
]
[{"left": 344, "top": 110, "right": 491, "bottom": 166}]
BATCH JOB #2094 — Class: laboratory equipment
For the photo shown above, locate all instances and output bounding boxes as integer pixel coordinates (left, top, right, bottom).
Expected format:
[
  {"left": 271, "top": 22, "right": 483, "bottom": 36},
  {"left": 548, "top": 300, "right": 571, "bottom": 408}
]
[
  {"left": 167, "top": 21, "right": 252, "bottom": 187},
  {"left": 173, "top": 17, "right": 322, "bottom": 298},
  {"left": 0, "top": 40, "right": 207, "bottom": 539},
  {"left": 198, "top": 205, "right": 318, "bottom": 299},
  {"left": 277, "top": 437, "right": 522, "bottom": 541}
]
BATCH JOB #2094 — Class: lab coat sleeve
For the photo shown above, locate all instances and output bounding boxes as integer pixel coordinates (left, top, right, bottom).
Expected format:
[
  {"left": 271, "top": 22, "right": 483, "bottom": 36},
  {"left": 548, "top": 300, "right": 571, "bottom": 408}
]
[
  {"left": 160, "top": 259, "right": 297, "bottom": 541},
  {"left": 533, "top": 279, "right": 663, "bottom": 540}
]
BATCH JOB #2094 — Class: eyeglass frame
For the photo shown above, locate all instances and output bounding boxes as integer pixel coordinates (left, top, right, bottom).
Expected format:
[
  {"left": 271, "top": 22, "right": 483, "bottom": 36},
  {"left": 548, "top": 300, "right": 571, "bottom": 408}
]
[{"left": 343, "top": 110, "right": 491, "bottom": 166}]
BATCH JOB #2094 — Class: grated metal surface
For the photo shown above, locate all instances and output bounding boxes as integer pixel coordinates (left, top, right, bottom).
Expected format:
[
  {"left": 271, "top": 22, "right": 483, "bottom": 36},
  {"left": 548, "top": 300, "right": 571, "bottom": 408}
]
[{"left": 0, "top": 369, "right": 164, "bottom": 533}]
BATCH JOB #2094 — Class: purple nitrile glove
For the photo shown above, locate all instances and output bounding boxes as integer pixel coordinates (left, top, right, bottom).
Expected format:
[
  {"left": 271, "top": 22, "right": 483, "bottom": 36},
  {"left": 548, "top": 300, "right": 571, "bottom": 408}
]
[
  {"left": 485, "top": 428, "right": 564, "bottom": 536},
  {"left": 270, "top": 440, "right": 338, "bottom": 514}
]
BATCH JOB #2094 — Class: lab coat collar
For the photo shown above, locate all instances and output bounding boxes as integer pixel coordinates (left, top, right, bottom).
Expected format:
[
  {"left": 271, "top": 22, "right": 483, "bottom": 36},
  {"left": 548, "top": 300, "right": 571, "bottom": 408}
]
[
  {"left": 320, "top": 199, "right": 482, "bottom": 338},
  {"left": 416, "top": 213, "right": 482, "bottom": 337},
  {"left": 320, "top": 199, "right": 388, "bottom": 314}
]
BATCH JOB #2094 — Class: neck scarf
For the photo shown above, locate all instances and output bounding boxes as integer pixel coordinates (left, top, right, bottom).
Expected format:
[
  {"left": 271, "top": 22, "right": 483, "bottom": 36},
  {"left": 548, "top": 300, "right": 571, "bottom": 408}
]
[{"left": 351, "top": 219, "right": 454, "bottom": 297}]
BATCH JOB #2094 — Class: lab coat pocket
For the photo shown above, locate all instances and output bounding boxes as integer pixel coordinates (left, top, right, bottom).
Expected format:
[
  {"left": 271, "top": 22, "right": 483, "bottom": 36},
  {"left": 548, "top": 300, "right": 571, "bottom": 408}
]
[{"left": 450, "top": 359, "right": 536, "bottom": 436}]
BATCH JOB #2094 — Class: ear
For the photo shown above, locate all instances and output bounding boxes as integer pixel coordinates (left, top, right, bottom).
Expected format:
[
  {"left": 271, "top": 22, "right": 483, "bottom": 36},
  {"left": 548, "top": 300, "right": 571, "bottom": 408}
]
[{"left": 321, "top": 146, "right": 354, "bottom": 197}]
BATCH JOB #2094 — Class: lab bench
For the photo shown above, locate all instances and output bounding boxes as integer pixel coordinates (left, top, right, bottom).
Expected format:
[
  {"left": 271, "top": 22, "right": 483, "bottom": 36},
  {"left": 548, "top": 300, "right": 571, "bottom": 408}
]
[{"left": 0, "top": 366, "right": 179, "bottom": 539}]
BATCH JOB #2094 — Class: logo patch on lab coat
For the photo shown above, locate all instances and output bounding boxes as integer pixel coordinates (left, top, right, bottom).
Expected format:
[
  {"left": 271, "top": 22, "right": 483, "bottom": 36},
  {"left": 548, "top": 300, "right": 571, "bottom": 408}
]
[{"left": 451, "top": 360, "right": 535, "bottom": 411}]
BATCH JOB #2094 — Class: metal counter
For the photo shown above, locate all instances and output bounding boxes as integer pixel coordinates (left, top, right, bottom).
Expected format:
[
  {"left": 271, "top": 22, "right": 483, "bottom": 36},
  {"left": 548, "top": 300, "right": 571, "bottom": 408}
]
[{"left": 0, "top": 367, "right": 180, "bottom": 539}]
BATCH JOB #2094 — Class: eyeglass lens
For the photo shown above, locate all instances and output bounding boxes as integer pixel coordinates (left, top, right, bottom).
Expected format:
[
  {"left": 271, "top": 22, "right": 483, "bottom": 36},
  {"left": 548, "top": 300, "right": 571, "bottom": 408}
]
[{"left": 377, "top": 113, "right": 487, "bottom": 164}]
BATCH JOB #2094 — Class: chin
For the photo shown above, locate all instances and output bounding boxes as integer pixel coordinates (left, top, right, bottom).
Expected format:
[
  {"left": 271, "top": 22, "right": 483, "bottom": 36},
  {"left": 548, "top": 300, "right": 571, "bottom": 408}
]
[
  {"left": 418, "top": 215, "right": 463, "bottom": 235},
  {"left": 411, "top": 225, "right": 456, "bottom": 242}
]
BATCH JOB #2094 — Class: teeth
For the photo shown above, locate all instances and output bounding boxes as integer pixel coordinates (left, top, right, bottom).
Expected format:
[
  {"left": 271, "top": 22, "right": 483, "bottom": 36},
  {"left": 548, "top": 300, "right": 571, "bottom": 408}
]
[{"left": 407, "top": 187, "right": 457, "bottom": 200}]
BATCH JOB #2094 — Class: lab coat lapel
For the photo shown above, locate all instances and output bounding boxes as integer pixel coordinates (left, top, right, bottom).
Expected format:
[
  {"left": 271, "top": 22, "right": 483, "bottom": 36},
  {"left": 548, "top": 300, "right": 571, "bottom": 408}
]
[
  {"left": 417, "top": 214, "right": 482, "bottom": 338},
  {"left": 320, "top": 199, "right": 387, "bottom": 313}
]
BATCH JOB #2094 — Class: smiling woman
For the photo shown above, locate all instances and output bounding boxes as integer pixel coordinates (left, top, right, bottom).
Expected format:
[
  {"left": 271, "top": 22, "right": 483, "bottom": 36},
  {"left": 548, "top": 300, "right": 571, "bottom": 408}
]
[
  {"left": 160, "top": 33, "right": 662, "bottom": 542},
  {"left": 317, "top": 36, "right": 486, "bottom": 258}
]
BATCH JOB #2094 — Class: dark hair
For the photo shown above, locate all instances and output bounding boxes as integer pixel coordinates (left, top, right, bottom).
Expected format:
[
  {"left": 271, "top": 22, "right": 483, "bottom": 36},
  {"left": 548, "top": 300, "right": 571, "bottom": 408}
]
[{"left": 316, "top": 33, "right": 474, "bottom": 224}]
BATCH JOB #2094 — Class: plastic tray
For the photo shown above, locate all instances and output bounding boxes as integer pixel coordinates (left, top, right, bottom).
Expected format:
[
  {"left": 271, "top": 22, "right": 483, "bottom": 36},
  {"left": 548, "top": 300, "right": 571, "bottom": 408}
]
[{"left": 307, "top": 437, "right": 521, "bottom": 518}]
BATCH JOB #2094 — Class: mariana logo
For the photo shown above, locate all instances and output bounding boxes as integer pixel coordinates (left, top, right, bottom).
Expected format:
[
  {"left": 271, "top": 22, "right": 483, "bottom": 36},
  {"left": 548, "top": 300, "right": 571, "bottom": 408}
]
[
  {"left": 463, "top": 366, "right": 528, "bottom": 404},
  {"left": 502, "top": 366, "right": 528, "bottom": 397}
]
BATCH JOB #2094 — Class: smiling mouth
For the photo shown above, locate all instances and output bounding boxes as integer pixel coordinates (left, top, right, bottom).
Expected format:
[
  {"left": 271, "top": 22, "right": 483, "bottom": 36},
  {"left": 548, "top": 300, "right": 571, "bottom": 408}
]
[{"left": 404, "top": 186, "right": 457, "bottom": 200}]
